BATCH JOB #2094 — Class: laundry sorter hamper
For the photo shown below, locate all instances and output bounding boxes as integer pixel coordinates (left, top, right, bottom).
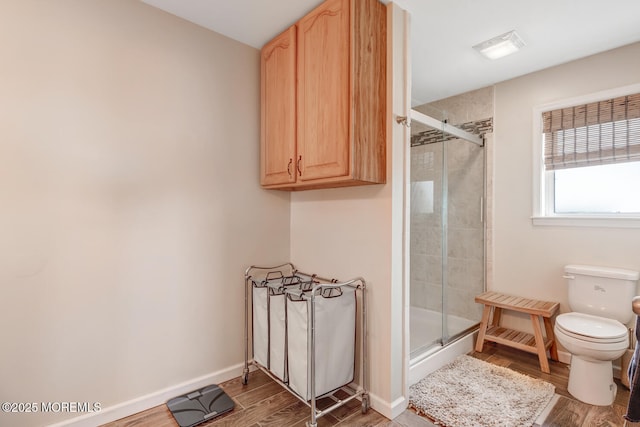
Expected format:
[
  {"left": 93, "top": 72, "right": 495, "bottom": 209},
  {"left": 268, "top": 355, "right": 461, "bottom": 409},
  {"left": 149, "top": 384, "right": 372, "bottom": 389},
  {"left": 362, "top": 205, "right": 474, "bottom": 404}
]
[{"left": 243, "top": 263, "right": 368, "bottom": 427}]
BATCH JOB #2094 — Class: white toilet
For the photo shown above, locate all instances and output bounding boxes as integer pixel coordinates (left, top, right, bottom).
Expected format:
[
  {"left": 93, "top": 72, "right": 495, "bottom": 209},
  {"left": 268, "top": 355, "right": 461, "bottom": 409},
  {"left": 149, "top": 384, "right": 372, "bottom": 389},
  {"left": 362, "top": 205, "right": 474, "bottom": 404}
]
[{"left": 554, "top": 264, "right": 640, "bottom": 406}]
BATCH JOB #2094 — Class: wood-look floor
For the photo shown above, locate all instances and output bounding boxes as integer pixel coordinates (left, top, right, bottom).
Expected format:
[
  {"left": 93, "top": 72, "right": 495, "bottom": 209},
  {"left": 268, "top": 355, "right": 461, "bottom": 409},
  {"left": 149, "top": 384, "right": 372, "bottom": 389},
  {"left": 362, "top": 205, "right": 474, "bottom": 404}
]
[
  {"left": 101, "top": 344, "right": 639, "bottom": 427},
  {"left": 99, "top": 368, "right": 401, "bottom": 427}
]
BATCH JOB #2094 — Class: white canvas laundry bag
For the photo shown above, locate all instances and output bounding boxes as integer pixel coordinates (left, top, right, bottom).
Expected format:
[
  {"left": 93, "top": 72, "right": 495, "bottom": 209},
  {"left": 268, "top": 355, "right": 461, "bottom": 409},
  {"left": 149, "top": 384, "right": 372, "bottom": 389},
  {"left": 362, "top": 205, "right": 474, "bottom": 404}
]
[
  {"left": 267, "top": 275, "right": 304, "bottom": 381},
  {"left": 251, "top": 272, "right": 287, "bottom": 370},
  {"left": 286, "top": 286, "right": 356, "bottom": 400},
  {"left": 251, "top": 277, "right": 270, "bottom": 369}
]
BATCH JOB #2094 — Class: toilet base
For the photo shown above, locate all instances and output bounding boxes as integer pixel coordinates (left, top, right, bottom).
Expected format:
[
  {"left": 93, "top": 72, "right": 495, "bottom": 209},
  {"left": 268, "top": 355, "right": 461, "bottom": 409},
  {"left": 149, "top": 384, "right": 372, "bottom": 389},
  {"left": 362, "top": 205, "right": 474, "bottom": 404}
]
[{"left": 568, "top": 356, "right": 617, "bottom": 406}]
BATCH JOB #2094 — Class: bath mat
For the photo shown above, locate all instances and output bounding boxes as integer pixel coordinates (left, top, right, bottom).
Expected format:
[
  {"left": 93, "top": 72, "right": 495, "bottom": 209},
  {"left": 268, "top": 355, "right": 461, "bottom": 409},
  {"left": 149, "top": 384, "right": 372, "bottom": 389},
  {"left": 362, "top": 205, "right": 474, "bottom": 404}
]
[{"left": 409, "top": 355, "right": 555, "bottom": 427}]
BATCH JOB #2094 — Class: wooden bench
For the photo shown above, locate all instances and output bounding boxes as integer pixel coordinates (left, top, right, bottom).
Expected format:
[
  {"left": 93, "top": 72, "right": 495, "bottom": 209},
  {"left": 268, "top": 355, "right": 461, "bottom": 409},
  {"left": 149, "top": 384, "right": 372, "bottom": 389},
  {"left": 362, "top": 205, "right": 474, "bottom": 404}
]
[{"left": 475, "top": 291, "right": 560, "bottom": 373}]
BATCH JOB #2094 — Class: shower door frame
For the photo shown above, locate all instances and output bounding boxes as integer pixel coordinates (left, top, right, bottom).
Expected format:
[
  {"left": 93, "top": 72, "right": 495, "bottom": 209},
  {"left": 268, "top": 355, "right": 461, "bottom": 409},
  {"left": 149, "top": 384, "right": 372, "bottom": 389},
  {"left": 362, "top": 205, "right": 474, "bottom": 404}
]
[{"left": 408, "top": 108, "right": 486, "bottom": 359}]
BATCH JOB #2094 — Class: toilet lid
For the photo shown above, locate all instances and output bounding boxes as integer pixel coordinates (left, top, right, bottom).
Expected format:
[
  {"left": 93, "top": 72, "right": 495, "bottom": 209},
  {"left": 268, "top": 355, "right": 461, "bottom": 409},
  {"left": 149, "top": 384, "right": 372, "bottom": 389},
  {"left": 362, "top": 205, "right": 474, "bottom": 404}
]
[{"left": 556, "top": 312, "right": 627, "bottom": 340}]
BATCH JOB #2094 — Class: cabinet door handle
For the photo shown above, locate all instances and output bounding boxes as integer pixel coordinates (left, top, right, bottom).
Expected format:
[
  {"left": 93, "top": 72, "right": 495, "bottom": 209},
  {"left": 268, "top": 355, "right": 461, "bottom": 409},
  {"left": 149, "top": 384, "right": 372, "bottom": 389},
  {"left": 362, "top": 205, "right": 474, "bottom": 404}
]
[
  {"left": 287, "top": 158, "right": 292, "bottom": 177},
  {"left": 297, "top": 155, "right": 302, "bottom": 176}
]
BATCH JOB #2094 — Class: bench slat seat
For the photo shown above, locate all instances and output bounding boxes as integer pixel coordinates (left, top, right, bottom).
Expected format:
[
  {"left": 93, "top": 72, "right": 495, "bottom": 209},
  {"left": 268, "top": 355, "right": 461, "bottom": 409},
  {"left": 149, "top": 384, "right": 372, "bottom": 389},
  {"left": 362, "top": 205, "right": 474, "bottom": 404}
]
[{"left": 475, "top": 291, "right": 560, "bottom": 373}]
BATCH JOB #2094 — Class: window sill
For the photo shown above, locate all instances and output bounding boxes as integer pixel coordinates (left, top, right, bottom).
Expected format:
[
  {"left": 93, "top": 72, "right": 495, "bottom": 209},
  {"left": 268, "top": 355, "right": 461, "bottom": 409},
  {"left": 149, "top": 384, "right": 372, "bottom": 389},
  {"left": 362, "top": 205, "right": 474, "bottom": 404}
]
[{"left": 531, "top": 216, "right": 640, "bottom": 228}]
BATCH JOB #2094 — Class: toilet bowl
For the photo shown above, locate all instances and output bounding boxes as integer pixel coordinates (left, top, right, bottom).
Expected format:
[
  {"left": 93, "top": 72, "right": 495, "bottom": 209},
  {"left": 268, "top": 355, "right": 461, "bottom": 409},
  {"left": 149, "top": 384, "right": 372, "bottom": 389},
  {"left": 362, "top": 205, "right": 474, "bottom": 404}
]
[
  {"left": 557, "top": 264, "right": 639, "bottom": 406},
  {"left": 555, "top": 312, "right": 628, "bottom": 406}
]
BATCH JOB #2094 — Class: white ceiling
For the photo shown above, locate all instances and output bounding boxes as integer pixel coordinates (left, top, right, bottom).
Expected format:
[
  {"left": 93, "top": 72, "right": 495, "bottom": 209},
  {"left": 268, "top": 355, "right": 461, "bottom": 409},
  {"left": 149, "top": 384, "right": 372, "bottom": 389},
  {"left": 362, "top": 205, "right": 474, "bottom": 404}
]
[{"left": 141, "top": 0, "right": 640, "bottom": 105}]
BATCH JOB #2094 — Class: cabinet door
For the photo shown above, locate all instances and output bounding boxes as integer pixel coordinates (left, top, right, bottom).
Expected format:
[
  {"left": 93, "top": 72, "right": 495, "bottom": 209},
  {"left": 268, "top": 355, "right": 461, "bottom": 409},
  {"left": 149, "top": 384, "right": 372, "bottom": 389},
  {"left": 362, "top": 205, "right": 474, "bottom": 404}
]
[
  {"left": 261, "top": 26, "right": 297, "bottom": 186},
  {"left": 297, "top": 0, "right": 351, "bottom": 182}
]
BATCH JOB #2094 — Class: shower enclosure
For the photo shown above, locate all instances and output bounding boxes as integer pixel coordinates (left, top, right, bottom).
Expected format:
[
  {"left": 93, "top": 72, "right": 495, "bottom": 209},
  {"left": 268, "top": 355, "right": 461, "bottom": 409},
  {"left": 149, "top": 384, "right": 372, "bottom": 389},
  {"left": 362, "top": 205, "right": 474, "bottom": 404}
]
[{"left": 409, "top": 104, "right": 488, "bottom": 363}]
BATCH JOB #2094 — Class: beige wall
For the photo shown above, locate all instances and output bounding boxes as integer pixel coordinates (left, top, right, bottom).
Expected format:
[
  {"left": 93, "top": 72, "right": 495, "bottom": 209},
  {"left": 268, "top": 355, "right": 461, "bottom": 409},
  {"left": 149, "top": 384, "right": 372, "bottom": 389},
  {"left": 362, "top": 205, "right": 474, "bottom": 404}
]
[
  {"left": 492, "top": 42, "right": 640, "bottom": 330},
  {"left": 0, "top": 1, "right": 290, "bottom": 426}
]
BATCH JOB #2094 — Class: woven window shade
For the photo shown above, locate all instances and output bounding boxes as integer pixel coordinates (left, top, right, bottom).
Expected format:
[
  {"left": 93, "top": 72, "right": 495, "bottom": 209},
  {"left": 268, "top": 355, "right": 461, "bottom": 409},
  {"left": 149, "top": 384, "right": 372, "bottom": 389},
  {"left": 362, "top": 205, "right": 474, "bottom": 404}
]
[{"left": 542, "top": 93, "right": 640, "bottom": 170}]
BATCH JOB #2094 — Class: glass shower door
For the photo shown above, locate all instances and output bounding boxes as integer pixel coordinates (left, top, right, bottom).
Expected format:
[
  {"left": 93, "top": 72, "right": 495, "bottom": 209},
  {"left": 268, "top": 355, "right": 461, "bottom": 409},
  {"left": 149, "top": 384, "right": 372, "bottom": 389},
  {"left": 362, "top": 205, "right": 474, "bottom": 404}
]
[
  {"left": 442, "top": 130, "right": 485, "bottom": 344},
  {"left": 409, "top": 106, "right": 486, "bottom": 358}
]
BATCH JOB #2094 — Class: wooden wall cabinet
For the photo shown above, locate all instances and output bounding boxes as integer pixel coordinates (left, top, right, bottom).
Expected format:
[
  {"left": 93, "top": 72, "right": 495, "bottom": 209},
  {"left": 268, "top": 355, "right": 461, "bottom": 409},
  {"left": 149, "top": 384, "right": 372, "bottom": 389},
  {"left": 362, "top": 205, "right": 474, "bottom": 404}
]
[
  {"left": 261, "top": 26, "right": 297, "bottom": 186},
  {"left": 260, "top": 0, "right": 386, "bottom": 190}
]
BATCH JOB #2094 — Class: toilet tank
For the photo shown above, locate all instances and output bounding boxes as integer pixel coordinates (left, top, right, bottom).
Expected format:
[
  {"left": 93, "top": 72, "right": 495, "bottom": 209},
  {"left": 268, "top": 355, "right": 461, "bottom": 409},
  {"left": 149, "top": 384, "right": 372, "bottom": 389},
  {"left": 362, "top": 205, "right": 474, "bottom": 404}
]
[{"left": 565, "top": 264, "right": 640, "bottom": 324}]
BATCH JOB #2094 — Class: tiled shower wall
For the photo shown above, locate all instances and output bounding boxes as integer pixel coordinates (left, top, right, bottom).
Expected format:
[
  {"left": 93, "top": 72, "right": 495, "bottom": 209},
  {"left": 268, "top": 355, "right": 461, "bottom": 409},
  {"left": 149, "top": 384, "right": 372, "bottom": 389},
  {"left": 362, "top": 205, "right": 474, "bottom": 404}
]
[{"left": 410, "top": 86, "right": 494, "bottom": 322}]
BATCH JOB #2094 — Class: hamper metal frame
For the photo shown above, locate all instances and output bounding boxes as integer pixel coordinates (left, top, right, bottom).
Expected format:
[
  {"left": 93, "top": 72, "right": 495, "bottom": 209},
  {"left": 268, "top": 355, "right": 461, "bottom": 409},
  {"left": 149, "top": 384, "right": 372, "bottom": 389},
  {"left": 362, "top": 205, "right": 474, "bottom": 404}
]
[{"left": 243, "top": 263, "right": 369, "bottom": 427}]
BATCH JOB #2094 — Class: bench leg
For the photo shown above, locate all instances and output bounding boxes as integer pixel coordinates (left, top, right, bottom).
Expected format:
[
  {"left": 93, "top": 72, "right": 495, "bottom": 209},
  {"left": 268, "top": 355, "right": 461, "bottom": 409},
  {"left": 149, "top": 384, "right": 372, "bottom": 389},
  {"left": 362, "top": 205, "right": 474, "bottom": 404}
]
[
  {"left": 543, "top": 317, "right": 558, "bottom": 361},
  {"left": 491, "top": 307, "right": 502, "bottom": 327},
  {"left": 530, "top": 314, "right": 550, "bottom": 374},
  {"left": 475, "top": 305, "right": 492, "bottom": 352}
]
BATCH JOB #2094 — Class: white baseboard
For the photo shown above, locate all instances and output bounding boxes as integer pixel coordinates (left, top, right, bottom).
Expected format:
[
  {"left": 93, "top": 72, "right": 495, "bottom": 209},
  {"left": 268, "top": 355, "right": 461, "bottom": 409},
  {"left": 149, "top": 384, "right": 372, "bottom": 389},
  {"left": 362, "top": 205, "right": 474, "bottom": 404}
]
[
  {"left": 557, "top": 349, "right": 571, "bottom": 365},
  {"left": 369, "top": 393, "right": 406, "bottom": 420},
  {"left": 389, "top": 395, "right": 408, "bottom": 419},
  {"left": 47, "top": 362, "right": 247, "bottom": 427}
]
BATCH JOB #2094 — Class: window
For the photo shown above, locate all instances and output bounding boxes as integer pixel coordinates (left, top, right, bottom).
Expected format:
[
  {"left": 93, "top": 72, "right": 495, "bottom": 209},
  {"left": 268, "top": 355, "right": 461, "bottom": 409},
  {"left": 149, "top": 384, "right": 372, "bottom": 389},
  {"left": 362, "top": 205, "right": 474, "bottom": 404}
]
[
  {"left": 533, "top": 85, "right": 640, "bottom": 227},
  {"left": 554, "top": 163, "right": 640, "bottom": 214}
]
